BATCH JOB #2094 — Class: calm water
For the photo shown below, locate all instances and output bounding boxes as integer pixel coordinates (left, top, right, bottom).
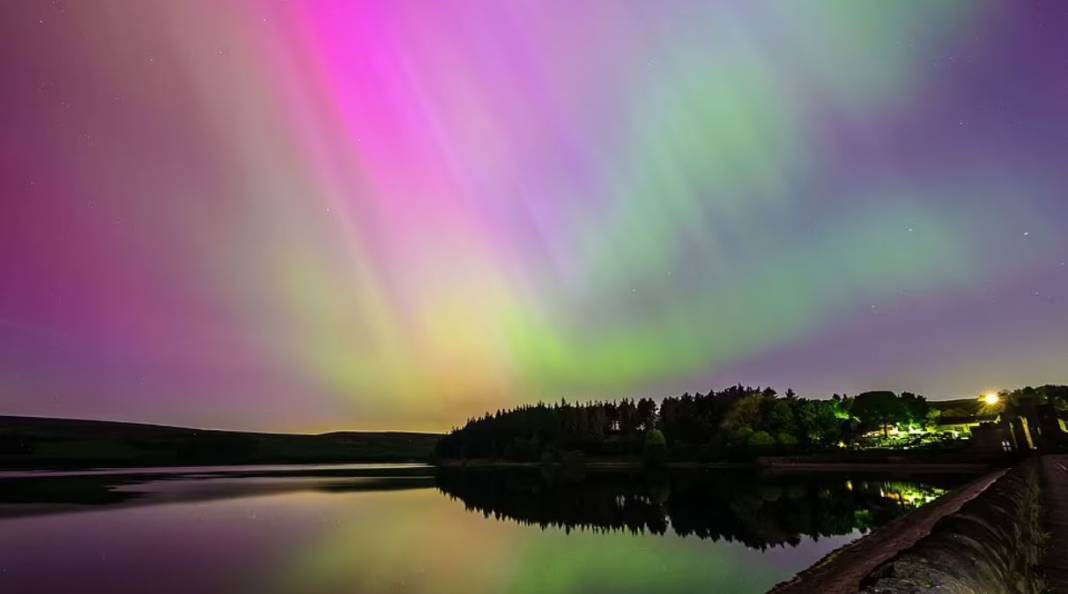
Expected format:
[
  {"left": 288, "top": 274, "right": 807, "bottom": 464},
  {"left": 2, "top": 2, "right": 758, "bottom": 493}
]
[{"left": 0, "top": 464, "right": 968, "bottom": 594}]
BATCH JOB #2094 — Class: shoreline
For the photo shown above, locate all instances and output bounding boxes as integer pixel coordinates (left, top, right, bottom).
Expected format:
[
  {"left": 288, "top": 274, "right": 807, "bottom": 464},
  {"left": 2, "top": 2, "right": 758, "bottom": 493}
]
[
  {"left": 434, "top": 458, "right": 994, "bottom": 474},
  {"left": 3, "top": 457, "right": 996, "bottom": 474}
]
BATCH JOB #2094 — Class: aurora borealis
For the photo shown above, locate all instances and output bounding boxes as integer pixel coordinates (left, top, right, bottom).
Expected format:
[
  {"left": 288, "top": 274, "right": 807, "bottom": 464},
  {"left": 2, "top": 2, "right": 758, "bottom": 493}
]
[{"left": 1, "top": 2, "right": 1066, "bottom": 432}]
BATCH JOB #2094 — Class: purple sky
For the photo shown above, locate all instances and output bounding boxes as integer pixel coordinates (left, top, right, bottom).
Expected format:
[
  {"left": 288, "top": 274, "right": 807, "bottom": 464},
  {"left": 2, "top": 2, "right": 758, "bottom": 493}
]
[{"left": 1, "top": 1, "right": 1066, "bottom": 431}]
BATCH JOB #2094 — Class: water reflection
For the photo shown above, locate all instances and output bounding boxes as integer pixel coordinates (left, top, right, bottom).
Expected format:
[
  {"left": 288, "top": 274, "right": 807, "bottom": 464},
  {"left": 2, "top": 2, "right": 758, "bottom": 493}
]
[
  {"left": 0, "top": 464, "right": 435, "bottom": 517},
  {"left": 0, "top": 465, "right": 970, "bottom": 594},
  {"left": 436, "top": 469, "right": 960, "bottom": 549}
]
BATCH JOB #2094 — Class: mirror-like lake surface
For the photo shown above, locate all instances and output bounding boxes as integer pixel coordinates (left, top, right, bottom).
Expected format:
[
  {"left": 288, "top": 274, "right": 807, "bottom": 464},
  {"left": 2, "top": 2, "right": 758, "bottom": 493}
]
[{"left": 0, "top": 464, "right": 970, "bottom": 594}]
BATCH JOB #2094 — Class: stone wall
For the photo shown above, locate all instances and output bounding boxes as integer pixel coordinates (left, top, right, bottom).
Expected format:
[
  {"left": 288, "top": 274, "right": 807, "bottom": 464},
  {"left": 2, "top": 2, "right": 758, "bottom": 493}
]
[{"left": 860, "top": 458, "right": 1044, "bottom": 594}]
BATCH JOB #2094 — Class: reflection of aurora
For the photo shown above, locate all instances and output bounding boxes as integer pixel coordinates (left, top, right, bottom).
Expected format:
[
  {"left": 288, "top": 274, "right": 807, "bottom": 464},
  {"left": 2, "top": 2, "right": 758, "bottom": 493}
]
[
  {"left": 0, "top": 470, "right": 967, "bottom": 594},
  {"left": 270, "top": 489, "right": 776, "bottom": 594},
  {"left": 436, "top": 471, "right": 961, "bottom": 549},
  {"left": 266, "top": 472, "right": 964, "bottom": 594},
  {"left": 265, "top": 488, "right": 838, "bottom": 594}
]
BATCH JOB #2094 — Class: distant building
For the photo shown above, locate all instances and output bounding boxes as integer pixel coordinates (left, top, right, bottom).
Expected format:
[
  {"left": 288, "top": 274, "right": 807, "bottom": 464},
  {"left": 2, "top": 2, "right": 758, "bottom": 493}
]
[
  {"left": 934, "top": 413, "right": 999, "bottom": 438},
  {"left": 964, "top": 399, "right": 1064, "bottom": 454},
  {"left": 970, "top": 422, "right": 1015, "bottom": 454},
  {"left": 1027, "top": 402, "right": 1068, "bottom": 450},
  {"left": 855, "top": 392, "right": 1067, "bottom": 454}
]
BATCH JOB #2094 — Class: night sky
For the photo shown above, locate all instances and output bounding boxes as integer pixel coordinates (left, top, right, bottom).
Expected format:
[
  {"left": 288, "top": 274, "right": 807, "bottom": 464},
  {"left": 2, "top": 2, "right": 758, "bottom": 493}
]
[{"left": 2, "top": 1, "right": 1066, "bottom": 432}]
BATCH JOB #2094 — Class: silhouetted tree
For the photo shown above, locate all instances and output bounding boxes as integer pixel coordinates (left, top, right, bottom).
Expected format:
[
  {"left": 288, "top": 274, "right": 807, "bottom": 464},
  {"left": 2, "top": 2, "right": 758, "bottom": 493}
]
[
  {"left": 900, "top": 392, "right": 930, "bottom": 426},
  {"left": 852, "top": 391, "right": 907, "bottom": 437}
]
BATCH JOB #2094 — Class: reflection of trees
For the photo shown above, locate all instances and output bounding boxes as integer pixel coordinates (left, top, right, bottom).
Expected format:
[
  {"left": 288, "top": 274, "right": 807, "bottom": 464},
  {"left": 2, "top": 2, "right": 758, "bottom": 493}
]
[
  {"left": 436, "top": 470, "right": 962, "bottom": 550},
  {"left": 437, "top": 470, "right": 669, "bottom": 536}
]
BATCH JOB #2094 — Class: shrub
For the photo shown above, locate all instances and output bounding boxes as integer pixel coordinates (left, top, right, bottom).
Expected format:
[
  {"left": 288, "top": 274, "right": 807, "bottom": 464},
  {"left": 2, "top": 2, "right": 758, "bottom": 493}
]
[
  {"left": 747, "top": 430, "right": 776, "bottom": 456},
  {"left": 777, "top": 432, "right": 800, "bottom": 453},
  {"left": 643, "top": 430, "right": 669, "bottom": 466}
]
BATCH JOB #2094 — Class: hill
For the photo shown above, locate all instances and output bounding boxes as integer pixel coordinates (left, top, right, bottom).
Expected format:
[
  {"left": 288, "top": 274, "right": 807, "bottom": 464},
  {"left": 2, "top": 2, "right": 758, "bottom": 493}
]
[
  {"left": 0, "top": 416, "right": 440, "bottom": 469},
  {"left": 928, "top": 398, "right": 988, "bottom": 417}
]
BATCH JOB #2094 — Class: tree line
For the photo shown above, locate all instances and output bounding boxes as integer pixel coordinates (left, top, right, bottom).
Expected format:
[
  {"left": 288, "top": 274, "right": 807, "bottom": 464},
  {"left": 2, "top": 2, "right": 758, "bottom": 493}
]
[{"left": 434, "top": 385, "right": 937, "bottom": 462}]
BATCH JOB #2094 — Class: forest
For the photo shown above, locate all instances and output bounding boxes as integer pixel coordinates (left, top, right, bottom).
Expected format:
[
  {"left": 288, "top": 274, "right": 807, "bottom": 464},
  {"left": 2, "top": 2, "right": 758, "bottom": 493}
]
[{"left": 434, "top": 384, "right": 1068, "bottom": 463}]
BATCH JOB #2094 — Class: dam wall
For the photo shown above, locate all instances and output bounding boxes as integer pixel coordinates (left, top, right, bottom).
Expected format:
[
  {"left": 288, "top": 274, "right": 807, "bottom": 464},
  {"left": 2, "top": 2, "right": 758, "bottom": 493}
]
[{"left": 859, "top": 458, "right": 1045, "bottom": 594}]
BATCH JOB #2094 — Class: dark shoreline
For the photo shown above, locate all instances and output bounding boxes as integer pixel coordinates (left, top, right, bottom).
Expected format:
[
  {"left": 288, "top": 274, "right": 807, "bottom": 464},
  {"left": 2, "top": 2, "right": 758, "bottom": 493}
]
[{"left": 434, "top": 458, "right": 995, "bottom": 474}]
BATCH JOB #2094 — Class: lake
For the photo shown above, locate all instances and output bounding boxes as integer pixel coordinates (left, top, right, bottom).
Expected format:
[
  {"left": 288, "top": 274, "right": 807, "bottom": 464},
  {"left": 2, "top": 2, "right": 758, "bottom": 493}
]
[{"left": 0, "top": 464, "right": 970, "bottom": 594}]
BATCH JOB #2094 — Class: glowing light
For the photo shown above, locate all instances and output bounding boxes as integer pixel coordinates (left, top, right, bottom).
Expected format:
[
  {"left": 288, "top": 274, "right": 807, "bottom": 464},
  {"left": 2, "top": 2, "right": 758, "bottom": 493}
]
[
  {"left": 2, "top": 1, "right": 1066, "bottom": 431},
  {"left": 983, "top": 392, "right": 1001, "bottom": 406}
]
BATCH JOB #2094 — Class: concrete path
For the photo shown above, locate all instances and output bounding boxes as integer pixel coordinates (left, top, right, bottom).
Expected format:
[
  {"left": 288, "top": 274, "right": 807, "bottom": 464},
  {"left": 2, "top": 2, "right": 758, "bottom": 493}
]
[
  {"left": 1043, "top": 455, "right": 1068, "bottom": 593},
  {"left": 769, "top": 469, "right": 1007, "bottom": 594}
]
